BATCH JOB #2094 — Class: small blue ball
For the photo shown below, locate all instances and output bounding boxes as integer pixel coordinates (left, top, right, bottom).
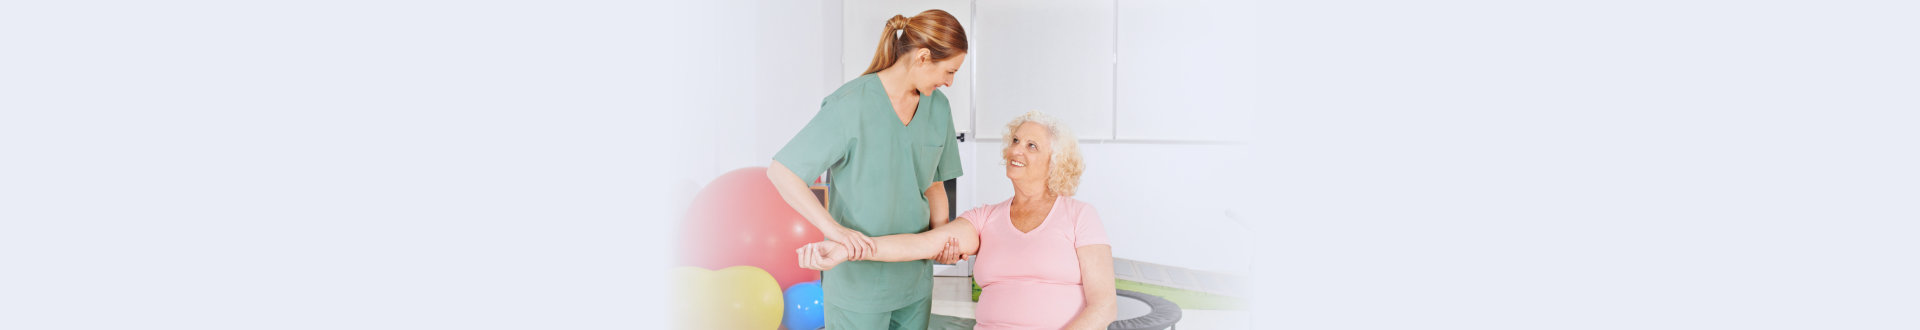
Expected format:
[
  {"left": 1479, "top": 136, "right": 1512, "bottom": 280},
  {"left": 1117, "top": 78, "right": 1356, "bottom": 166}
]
[{"left": 782, "top": 281, "right": 826, "bottom": 330}]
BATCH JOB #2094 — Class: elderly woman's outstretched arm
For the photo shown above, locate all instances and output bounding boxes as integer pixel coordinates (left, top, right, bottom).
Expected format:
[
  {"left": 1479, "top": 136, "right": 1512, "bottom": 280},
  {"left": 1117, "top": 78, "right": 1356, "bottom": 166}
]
[{"left": 797, "top": 218, "right": 980, "bottom": 270}]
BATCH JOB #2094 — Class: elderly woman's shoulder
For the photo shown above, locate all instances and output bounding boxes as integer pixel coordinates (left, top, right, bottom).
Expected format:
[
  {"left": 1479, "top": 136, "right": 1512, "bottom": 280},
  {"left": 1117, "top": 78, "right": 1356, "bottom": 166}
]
[
  {"left": 1059, "top": 196, "right": 1099, "bottom": 213},
  {"left": 1057, "top": 197, "right": 1105, "bottom": 234}
]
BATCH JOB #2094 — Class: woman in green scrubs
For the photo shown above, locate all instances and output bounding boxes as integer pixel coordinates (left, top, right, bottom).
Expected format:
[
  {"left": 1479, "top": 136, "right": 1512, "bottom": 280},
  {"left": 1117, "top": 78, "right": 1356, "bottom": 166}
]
[{"left": 765, "top": 9, "right": 969, "bottom": 330}]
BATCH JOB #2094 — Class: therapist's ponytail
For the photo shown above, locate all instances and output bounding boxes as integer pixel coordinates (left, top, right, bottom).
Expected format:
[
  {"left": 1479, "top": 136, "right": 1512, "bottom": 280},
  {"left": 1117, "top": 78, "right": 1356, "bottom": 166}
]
[{"left": 863, "top": 10, "right": 968, "bottom": 75}]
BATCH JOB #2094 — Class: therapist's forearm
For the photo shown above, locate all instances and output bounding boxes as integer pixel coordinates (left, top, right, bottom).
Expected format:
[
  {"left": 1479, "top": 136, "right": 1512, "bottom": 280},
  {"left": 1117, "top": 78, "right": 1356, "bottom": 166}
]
[{"left": 768, "top": 161, "right": 840, "bottom": 232}]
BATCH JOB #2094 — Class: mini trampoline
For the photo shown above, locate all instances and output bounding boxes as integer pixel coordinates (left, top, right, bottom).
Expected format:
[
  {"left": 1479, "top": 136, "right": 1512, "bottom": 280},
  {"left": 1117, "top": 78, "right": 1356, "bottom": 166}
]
[{"left": 1110, "top": 289, "right": 1182, "bottom": 330}]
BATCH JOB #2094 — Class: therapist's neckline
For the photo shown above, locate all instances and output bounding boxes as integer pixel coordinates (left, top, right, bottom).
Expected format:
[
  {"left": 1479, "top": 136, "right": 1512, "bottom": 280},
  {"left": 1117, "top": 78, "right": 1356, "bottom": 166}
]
[
  {"left": 873, "top": 66, "right": 923, "bottom": 99},
  {"left": 870, "top": 73, "right": 923, "bottom": 127}
]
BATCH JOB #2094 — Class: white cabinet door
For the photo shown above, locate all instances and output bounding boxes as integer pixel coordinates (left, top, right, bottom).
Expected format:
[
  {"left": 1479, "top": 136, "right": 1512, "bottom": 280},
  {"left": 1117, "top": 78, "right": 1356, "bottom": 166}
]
[
  {"left": 1115, "top": 0, "right": 1252, "bottom": 142},
  {"left": 973, "top": 0, "right": 1115, "bottom": 140},
  {"left": 843, "top": 0, "right": 974, "bottom": 134}
]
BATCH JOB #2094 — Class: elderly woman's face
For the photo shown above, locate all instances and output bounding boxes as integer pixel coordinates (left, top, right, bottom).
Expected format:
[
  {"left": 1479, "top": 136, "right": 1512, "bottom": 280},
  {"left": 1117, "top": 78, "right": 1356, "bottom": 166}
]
[{"left": 1003, "top": 122, "right": 1053, "bottom": 185}]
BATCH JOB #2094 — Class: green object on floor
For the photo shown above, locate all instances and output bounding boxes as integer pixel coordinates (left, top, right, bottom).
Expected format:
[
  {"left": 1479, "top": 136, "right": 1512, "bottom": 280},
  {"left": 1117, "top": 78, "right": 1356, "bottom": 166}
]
[
  {"left": 1115, "top": 279, "right": 1246, "bottom": 310},
  {"left": 971, "top": 278, "right": 980, "bottom": 302},
  {"left": 968, "top": 277, "right": 1245, "bottom": 310}
]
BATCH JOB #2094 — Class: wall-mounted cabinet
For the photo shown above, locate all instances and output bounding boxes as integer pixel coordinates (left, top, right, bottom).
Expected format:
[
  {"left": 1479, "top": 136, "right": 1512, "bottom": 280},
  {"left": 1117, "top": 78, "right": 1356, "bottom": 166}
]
[
  {"left": 848, "top": 0, "right": 1244, "bottom": 142},
  {"left": 972, "top": 0, "right": 1115, "bottom": 140}
]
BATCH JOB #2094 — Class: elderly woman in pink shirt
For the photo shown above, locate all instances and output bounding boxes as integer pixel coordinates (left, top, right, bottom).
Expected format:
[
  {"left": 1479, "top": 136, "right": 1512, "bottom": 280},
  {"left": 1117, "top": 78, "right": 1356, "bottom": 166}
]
[{"left": 798, "top": 111, "right": 1116, "bottom": 330}]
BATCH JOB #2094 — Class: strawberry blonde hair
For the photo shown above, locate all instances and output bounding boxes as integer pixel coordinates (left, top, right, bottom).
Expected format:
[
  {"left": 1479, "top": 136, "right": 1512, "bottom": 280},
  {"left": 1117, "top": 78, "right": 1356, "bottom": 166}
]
[{"left": 862, "top": 9, "right": 968, "bottom": 75}]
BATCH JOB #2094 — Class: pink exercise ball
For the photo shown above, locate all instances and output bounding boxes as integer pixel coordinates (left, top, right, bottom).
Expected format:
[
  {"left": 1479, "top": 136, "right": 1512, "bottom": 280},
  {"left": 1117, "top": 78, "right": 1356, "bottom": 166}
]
[{"left": 679, "top": 167, "right": 824, "bottom": 288}]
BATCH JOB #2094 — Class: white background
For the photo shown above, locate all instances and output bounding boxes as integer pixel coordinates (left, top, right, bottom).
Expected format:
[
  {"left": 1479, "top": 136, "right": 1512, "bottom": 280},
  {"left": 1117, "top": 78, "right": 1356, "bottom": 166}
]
[{"left": 4, "top": 0, "right": 1917, "bottom": 329}]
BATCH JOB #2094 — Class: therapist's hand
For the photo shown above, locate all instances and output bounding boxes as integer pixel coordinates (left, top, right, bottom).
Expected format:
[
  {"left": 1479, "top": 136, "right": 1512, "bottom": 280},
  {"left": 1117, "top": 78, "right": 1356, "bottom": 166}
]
[
  {"left": 933, "top": 237, "right": 964, "bottom": 264},
  {"left": 797, "top": 241, "right": 850, "bottom": 271},
  {"left": 822, "top": 225, "right": 874, "bottom": 261}
]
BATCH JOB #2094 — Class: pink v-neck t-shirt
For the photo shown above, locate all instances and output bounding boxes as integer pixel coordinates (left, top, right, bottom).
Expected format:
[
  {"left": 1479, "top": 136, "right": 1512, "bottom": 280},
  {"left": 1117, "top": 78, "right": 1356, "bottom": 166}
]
[{"left": 963, "top": 196, "right": 1109, "bottom": 330}]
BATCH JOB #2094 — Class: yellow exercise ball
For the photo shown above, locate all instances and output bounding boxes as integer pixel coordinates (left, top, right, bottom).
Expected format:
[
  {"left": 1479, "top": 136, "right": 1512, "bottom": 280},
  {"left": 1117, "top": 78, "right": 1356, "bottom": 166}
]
[{"left": 670, "top": 265, "right": 785, "bottom": 329}]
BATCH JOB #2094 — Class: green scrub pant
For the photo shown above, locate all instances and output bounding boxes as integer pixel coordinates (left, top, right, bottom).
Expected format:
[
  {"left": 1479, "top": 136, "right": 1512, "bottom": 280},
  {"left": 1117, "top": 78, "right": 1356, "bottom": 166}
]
[{"left": 824, "top": 296, "right": 931, "bottom": 330}]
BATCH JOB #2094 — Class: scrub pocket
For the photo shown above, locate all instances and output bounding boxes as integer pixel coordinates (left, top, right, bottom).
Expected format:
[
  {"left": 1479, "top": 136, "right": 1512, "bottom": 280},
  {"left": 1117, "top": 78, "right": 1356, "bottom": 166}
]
[{"left": 914, "top": 144, "right": 943, "bottom": 182}]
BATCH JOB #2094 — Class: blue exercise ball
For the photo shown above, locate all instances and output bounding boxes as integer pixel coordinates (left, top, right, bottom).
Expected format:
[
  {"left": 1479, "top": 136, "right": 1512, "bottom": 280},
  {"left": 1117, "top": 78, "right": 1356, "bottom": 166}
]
[{"left": 782, "top": 281, "right": 825, "bottom": 330}]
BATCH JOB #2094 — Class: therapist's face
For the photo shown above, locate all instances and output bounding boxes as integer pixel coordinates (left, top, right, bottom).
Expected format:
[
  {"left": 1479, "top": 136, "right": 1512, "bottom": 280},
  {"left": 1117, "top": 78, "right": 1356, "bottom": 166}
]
[
  {"left": 1003, "top": 122, "right": 1052, "bottom": 186},
  {"left": 914, "top": 51, "right": 965, "bottom": 94}
]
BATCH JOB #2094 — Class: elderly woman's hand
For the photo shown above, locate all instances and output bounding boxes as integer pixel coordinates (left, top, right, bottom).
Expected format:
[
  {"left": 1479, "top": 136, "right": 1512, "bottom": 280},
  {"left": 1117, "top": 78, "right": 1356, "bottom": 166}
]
[{"left": 796, "top": 241, "right": 851, "bottom": 271}]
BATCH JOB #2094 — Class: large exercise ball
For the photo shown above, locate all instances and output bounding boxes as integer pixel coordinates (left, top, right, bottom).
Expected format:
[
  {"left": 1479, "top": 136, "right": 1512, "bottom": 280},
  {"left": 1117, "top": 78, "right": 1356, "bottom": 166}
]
[
  {"left": 669, "top": 265, "right": 785, "bottom": 330},
  {"left": 679, "top": 167, "right": 824, "bottom": 288},
  {"left": 781, "top": 281, "right": 826, "bottom": 330}
]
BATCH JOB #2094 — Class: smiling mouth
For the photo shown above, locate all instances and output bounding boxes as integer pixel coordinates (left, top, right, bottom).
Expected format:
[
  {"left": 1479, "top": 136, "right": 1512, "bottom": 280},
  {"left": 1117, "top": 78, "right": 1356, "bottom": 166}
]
[{"left": 1010, "top": 160, "right": 1026, "bottom": 167}]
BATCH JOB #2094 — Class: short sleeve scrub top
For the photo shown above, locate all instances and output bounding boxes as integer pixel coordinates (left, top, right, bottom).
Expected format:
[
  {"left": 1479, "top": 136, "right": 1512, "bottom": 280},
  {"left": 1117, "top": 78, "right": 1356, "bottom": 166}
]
[{"left": 773, "top": 73, "right": 965, "bottom": 312}]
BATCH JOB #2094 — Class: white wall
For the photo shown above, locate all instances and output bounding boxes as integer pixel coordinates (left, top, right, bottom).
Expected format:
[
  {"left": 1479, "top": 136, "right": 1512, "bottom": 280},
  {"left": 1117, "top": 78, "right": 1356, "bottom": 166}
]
[
  {"left": 972, "top": 0, "right": 1116, "bottom": 140},
  {"left": 754, "top": 0, "right": 844, "bottom": 166},
  {"left": 969, "top": 140, "right": 1253, "bottom": 274},
  {"left": 687, "top": 0, "right": 985, "bottom": 217},
  {"left": 688, "top": 0, "right": 1258, "bottom": 275},
  {"left": 963, "top": 0, "right": 1260, "bottom": 274},
  {"left": 680, "top": 0, "right": 844, "bottom": 200},
  {"left": 675, "top": 0, "right": 759, "bottom": 212},
  {"left": 1116, "top": 0, "right": 1256, "bottom": 142}
]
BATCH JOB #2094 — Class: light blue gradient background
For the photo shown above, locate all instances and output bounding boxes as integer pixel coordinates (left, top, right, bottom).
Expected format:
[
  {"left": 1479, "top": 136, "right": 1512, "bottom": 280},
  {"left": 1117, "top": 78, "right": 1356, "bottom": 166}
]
[{"left": 2, "top": 0, "right": 1914, "bottom": 329}]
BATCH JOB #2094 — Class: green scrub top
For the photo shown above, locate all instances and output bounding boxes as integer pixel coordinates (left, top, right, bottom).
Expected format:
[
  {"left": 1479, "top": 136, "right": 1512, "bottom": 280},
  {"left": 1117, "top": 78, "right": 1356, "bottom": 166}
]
[{"left": 774, "top": 73, "right": 964, "bottom": 312}]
